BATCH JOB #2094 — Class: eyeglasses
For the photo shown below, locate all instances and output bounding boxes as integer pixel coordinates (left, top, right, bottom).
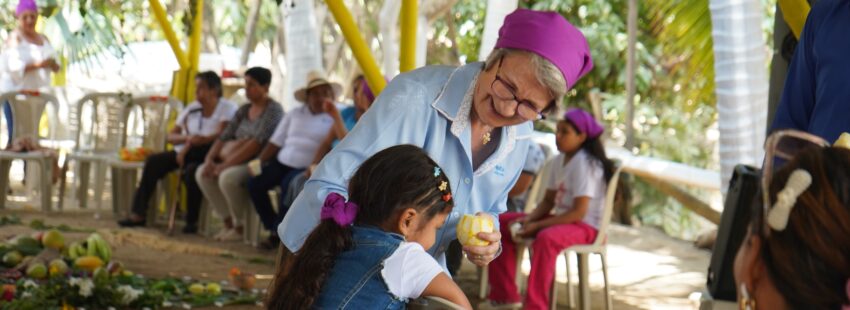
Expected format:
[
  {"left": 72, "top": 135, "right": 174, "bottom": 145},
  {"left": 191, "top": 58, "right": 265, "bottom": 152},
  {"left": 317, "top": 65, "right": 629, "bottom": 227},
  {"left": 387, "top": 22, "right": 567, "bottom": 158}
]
[
  {"left": 756, "top": 129, "right": 828, "bottom": 236},
  {"left": 490, "top": 56, "right": 547, "bottom": 121}
]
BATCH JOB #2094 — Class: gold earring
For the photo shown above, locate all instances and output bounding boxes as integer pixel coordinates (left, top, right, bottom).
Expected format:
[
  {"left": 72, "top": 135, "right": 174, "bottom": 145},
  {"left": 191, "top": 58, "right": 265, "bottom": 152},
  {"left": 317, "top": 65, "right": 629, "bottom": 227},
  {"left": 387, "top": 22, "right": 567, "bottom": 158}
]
[{"left": 739, "top": 283, "right": 756, "bottom": 310}]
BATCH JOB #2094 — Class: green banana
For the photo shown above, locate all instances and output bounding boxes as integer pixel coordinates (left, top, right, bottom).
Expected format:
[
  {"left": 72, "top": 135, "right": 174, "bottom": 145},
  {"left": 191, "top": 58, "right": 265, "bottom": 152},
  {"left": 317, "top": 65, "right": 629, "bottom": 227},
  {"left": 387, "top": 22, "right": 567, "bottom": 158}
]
[
  {"left": 67, "top": 242, "right": 81, "bottom": 259},
  {"left": 96, "top": 238, "right": 111, "bottom": 262},
  {"left": 86, "top": 238, "right": 98, "bottom": 257}
]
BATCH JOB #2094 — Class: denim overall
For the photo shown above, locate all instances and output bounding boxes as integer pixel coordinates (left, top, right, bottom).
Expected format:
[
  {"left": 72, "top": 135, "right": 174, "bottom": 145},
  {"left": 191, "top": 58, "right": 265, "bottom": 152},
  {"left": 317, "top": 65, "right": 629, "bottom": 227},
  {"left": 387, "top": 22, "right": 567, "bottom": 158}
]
[{"left": 314, "top": 226, "right": 406, "bottom": 309}]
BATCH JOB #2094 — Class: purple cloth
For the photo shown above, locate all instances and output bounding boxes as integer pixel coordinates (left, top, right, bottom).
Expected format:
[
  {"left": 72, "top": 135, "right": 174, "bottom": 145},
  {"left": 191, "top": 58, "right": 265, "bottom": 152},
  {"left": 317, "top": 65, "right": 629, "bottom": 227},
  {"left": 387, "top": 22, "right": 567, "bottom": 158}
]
[
  {"left": 564, "top": 108, "right": 603, "bottom": 139},
  {"left": 320, "top": 193, "right": 359, "bottom": 226},
  {"left": 16, "top": 0, "right": 37, "bottom": 16},
  {"left": 360, "top": 79, "right": 375, "bottom": 103},
  {"left": 494, "top": 9, "right": 593, "bottom": 90}
]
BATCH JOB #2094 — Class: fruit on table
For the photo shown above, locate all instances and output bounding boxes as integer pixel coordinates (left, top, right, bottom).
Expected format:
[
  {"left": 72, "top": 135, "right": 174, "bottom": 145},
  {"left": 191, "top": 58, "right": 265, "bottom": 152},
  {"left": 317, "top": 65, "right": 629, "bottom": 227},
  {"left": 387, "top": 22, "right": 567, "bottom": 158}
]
[
  {"left": 206, "top": 283, "right": 222, "bottom": 296},
  {"left": 106, "top": 261, "right": 124, "bottom": 276},
  {"left": 41, "top": 229, "right": 65, "bottom": 250},
  {"left": 228, "top": 267, "right": 256, "bottom": 291},
  {"left": 456, "top": 214, "right": 495, "bottom": 247},
  {"left": 2, "top": 251, "right": 22, "bottom": 267},
  {"left": 1, "top": 284, "right": 14, "bottom": 302},
  {"left": 48, "top": 259, "right": 69, "bottom": 277},
  {"left": 188, "top": 283, "right": 206, "bottom": 295},
  {"left": 12, "top": 236, "right": 42, "bottom": 256},
  {"left": 74, "top": 256, "right": 104, "bottom": 272},
  {"left": 26, "top": 263, "right": 47, "bottom": 279},
  {"left": 119, "top": 147, "right": 151, "bottom": 161},
  {"left": 67, "top": 242, "right": 84, "bottom": 260}
]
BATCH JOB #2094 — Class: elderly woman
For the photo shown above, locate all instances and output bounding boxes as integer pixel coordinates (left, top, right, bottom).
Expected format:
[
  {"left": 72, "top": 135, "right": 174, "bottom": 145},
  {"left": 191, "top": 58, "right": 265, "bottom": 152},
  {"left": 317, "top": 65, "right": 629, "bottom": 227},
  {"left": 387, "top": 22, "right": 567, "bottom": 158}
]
[
  {"left": 196, "top": 67, "right": 283, "bottom": 241},
  {"left": 1, "top": 0, "right": 60, "bottom": 139},
  {"left": 278, "top": 9, "right": 593, "bottom": 269}
]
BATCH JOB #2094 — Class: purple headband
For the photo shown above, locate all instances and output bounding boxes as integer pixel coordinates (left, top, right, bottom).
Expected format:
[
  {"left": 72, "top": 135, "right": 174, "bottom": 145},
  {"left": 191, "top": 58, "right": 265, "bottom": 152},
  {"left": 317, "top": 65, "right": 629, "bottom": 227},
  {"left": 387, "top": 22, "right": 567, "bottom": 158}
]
[
  {"left": 564, "top": 108, "right": 603, "bottom": 139},
  {"left": 321, "top": 193, "right": 358, "bottom": 226},
  {"left": 360, "top": 79, "right": 375, "bottom": 103},
  {"left": 16, "top": 0, "right": 37, "bottom": 16},
  {"left": 494, "top": 9, "right": 594, "bottom": 90}
]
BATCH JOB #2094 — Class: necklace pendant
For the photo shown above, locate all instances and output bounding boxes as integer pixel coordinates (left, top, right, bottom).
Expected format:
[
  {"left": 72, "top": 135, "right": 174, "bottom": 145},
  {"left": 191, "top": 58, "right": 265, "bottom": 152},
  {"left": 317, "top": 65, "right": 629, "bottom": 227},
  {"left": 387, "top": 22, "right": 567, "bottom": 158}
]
[{"left": 482, "top": 131, "right": 491, "bottom": 145}]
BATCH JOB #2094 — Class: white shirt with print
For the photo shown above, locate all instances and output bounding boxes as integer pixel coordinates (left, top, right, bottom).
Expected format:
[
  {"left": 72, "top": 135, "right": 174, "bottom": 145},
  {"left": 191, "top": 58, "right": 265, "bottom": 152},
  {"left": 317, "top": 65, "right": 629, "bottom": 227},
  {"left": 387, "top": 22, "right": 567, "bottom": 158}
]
[{"left": 546, "top": 149, "right": 607, "bottom": 229}]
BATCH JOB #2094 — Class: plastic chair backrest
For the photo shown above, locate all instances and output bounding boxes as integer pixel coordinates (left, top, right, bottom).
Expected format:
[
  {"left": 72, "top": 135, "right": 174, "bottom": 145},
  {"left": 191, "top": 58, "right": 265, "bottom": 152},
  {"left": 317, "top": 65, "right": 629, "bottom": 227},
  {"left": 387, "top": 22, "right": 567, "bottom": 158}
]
[
  {"left": 71, "top": 92, "right": 132, "bottom": 153},
  {"left": 591, "top": 165, "right": 624, "bottom": 247},
  {"left": 0, "top": 90, "right": 59, "bottom": 147},
  {"left": 523, "top": 156, "right": 555, "bottom": 213},
  {"left": 125, "top": 96, "right": 182, "bottom": 151}
]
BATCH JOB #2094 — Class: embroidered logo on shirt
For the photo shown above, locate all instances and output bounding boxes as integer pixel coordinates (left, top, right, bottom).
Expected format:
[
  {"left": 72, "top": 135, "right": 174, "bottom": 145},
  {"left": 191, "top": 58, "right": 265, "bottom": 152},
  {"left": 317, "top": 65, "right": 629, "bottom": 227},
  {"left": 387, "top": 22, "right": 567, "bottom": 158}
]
[{"left": 494, "top": 165, "right": 505, "bottom": 177}]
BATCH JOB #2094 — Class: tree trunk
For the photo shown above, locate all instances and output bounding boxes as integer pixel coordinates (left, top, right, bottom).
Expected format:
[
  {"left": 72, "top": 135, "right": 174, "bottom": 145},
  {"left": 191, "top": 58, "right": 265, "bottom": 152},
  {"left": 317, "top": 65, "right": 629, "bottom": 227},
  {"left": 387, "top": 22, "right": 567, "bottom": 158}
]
[
  {"left": 625, "top": 0, "right": 637, "bottom": 150},
  {"left": 240, "top": 0, "right": 263, "bottom": 67},
  {"left": 709, "top": 0, "right": 769, "bottom": 192},
  {"left": 282, "top": 0, "right": 323, "bottom": 109},
  {"left": 478, "top": 0, "right": 518, "bottom": 61},
  {"left": 203, "top": 0, "right": 220, "bottom": 54}
]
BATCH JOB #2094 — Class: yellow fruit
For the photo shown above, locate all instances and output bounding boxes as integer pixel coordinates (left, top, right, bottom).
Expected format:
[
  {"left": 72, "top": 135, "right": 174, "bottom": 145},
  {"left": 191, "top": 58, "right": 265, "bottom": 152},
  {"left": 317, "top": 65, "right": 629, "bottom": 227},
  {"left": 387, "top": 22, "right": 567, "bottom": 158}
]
[
  {"left": 456, "top": 214, "right": 495, "bottom": 247},
  {"left": 74, "top": 256, "right": 104, "bottom": 272},
  {"left": 48, "top": 259, "right": 69, "bottom": 277},
  {"left": 834, "top": 132, "right": 850, "bottom": 149},
  {"left": 188, "top": 283, "right": 206, "bottom": 295},
  {"left": 26, "top": 263, "right": 47, "bottom": 279},
  {"left": 206, "top": 283, "right": 222, "bottom": 296},
  {"left": 42, "top": 229, "right": 64, "bottom": 250},
  {"left": 2, "top": 251, "right": 22, "bottom": 267}
]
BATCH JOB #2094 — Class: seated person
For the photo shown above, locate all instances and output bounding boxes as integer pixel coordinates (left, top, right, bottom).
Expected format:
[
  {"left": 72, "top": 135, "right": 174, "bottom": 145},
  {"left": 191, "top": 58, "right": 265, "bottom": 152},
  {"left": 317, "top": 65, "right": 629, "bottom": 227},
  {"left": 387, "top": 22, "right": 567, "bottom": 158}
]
[
  {"left": 482, "top": 109, "right": 620, "bottom": 309},
  {"left": 247, "top": 71, "right": 343, "bottom": 248},
  {"left": 266, "top": 145, "right": 471, "bottom": 310},
  {"left": 275, "top": 75, "right": 381, "bottom": 227},
  {"left": 118, "top": 71, "right": 237, "bottom": 233},
  {"left": 196, "top": 67, "right": 283, "bottom": 241},
  {"left": 735, "top": 136, "right": 850, "bottom": 309}
]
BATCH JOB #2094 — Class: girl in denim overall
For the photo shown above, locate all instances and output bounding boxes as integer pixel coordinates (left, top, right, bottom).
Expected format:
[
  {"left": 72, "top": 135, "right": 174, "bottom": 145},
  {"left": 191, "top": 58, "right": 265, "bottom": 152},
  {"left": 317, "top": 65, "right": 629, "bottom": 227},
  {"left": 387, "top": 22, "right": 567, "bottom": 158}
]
[{"left": 267, "top": 145, "right": 472, "bottom": 309}]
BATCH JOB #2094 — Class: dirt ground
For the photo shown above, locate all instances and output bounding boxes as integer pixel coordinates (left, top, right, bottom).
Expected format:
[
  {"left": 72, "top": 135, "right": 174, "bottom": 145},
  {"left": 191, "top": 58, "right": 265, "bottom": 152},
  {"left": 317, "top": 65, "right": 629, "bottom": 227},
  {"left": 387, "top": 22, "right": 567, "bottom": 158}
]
[{"left": 2, "top": 198, "right": 714, "bottom": 310}]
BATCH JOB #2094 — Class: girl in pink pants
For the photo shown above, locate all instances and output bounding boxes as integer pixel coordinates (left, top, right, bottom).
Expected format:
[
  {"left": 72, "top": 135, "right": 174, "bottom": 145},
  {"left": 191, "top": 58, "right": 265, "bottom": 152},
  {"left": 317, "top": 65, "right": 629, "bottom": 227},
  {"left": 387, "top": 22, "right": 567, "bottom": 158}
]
[{"left": 482, "top": 109, "right": 617, "bottom": 310}]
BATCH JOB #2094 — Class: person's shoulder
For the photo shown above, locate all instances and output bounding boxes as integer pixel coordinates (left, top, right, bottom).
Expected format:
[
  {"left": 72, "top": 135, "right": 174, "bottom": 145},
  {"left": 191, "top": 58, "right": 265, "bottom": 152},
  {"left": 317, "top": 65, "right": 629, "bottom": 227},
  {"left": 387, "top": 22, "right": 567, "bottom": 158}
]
[
  {"left": 184, "top": 101, "right": 202, "bottom": 110},
  {"left": 218, "top": 98, "right": 239, "bottom": 109},
  {"left": 809, "top": 0, "right": 848, "bottom": 30},
  {"left": 390, "top": 65, "right": 459, "bottom": 92}
]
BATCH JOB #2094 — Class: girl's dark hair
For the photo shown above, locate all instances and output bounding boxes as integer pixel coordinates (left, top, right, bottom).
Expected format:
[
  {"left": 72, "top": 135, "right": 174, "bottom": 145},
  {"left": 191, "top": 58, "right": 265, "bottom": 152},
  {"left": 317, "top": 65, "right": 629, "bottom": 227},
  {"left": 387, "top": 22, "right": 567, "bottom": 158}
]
[
  {"left": 755, "top": 146, "right": 850, "bottom": 309},
  {"left": 563, "top": 119, "right": 616, "bottom": 184},
  {"left": 266, "top": 145, "right": 454, "bottom": 310}
]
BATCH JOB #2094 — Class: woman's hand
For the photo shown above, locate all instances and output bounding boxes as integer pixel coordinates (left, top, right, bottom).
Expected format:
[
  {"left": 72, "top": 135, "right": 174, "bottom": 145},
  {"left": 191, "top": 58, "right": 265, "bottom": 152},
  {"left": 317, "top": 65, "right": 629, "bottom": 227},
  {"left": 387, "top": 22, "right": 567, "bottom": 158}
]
[
  {"left": 40, "top": 58, "right": 60, "bottom": 71},
  {"left": 463, "top": 213, "right": 502, "bottom": 267},
  {"left": 201, "top": 161, "right": 217, "bottom": 178},
  {"left": 322, "top": 100, "right": 340, "bottom": 118}
]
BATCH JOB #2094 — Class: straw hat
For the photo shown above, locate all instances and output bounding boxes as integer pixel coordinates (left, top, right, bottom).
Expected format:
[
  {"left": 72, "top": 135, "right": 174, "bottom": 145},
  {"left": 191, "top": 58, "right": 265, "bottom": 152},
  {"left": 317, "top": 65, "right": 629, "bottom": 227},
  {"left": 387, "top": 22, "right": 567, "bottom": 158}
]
[{"left": 293, "top": 71, "right": 343, "bottom": 103}]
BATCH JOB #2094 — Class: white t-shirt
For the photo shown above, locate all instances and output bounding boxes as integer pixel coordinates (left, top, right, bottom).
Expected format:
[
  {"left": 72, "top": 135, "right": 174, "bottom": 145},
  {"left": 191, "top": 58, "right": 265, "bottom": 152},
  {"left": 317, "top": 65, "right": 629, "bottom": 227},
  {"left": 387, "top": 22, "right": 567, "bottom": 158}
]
[
  {"left": 268, "top": 105, "right": 335, "bottom": 168},
  {"left": 547, "top": 149, "right": 607, "bottom": 229},
  {"left": 381, "top": 242, "right": 444, "bottom": 300},
  {"left": 173, "top": 98, "right": 238, "bottom": 152},
  {"left": 0, "top": 32, "right": 56, "bottom": 92}
]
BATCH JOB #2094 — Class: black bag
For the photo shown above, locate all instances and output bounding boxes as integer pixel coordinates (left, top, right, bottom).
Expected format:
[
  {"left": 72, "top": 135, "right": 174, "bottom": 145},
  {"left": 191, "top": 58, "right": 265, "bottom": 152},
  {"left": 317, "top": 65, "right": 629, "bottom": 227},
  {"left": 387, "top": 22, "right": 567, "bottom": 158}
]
[{"left": 707, "top": 164, "right": 760, "bottom": 301}]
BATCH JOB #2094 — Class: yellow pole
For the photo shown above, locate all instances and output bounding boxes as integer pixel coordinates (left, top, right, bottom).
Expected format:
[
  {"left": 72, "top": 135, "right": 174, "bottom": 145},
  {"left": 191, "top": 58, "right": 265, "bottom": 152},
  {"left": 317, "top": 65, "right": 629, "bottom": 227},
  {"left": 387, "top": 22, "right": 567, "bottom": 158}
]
[
  {"left": 150, "top": 0, "right": 189, "bottom": 68},
  {"left": 325, "top": 0, "right": 387, "bottom": 95},
  {"left": 778, "top": 0, "right": 811, "bottom": 39},
  {"left": 400, "top": 0, "right": 417, "bottom": 72},
  {"left": 185, "top": 0, "right": 204, "bottom": 102}
]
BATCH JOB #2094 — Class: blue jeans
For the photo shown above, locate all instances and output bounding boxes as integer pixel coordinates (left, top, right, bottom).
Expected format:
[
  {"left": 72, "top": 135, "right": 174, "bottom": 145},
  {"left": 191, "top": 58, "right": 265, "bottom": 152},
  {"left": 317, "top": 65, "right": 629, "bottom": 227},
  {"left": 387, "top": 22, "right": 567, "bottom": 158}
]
[{"left": 246, "top": 159, "right": 303, "bottom": 231}]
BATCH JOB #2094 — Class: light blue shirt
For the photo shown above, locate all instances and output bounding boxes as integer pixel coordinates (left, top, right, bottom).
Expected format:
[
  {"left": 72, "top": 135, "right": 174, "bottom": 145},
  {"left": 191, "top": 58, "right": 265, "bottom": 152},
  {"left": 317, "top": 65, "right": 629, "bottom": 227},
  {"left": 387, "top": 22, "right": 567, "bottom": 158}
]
[{"left": 278, "top": 63, "right": 534, "bottom": 262}]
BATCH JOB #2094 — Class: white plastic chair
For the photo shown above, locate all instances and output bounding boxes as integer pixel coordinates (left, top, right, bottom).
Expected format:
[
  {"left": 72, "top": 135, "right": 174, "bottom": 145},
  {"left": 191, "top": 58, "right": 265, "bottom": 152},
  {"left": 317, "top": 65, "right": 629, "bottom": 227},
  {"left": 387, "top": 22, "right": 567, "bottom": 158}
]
[
  {"left": 551, "top": 166, "right": 623, "bottom": 310},
  {"left": 59, "top": 92, "right": 132, "bottom": 211},
  {"left": 107, "top": 95, "right": 182, "bottom": 218},
  {"left": 0, "top": 90, "right": 60, "bottom": 211}
]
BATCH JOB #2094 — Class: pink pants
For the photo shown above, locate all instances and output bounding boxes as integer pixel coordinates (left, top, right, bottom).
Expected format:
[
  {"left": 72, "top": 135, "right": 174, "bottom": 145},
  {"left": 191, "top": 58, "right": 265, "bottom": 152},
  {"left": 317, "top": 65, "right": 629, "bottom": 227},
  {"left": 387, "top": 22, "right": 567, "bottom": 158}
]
[{"left": 487, "top": 212, "right": 597, "bottom": 310}]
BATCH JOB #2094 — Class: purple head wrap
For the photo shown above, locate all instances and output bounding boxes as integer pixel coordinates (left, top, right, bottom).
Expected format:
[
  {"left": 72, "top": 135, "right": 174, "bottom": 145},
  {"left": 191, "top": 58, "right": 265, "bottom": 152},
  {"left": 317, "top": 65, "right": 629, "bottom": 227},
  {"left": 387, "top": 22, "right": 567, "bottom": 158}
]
[
  {"left": 564, "top": 108, "right": 604, "bottom": 139},
  {"left": 16, "top": 0, "right": 37, "bottom": 17},
  {"left": 321, "top": 193, "right": 359, "bottom": 226},
  {"left": 494, "top": 9, "right": 594, "bottom": 90}
]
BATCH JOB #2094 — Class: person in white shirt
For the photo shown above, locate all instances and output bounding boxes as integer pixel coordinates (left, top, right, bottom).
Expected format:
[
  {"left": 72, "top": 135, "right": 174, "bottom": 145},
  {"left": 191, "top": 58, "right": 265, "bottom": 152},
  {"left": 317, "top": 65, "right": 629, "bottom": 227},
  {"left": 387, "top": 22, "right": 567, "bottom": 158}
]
[
  {"left": 482, "top": 108, "right": 620, "bottom": 309},
  {"left": 247, "top": 71, "right": 341, "bottom": 248},
  {"left": 118, "top": 72, "right": 238, "bottom": 234},
  {"left": 266, "top": 145, "right": 471, "bottom": 309},
  {"left": 1, "top": 0, "right": 60, "bottom": 140}
]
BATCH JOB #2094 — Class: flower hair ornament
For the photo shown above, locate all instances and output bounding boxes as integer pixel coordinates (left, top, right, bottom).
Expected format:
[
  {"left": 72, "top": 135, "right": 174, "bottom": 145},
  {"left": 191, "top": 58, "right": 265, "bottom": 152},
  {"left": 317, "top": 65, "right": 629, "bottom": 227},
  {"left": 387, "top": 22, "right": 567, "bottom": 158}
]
[
  {"left": 321, "top": 193, "right": 359, "bottom": 226},
  {"left": 766, "top": 169, "right": 812, "bottom": 231},
  {"left": 434, "top": 167, "right": 452, "bottom": 202}
]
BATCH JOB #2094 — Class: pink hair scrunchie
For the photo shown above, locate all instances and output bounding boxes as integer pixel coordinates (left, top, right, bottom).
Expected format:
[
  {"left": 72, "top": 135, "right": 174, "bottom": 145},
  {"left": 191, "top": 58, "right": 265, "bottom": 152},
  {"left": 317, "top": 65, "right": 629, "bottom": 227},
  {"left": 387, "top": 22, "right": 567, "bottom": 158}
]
[{"left": 320, "top": 193, "right": 359, "bottom": 227}]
